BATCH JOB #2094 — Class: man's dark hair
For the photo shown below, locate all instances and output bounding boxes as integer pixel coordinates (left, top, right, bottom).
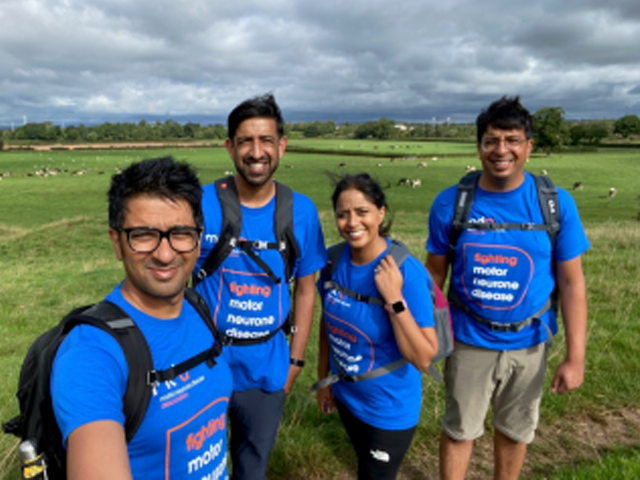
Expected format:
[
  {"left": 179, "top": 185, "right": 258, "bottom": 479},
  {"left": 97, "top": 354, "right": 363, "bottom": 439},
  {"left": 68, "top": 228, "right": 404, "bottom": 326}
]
[
  {"left": 227, "top": 93, "right": 285, "bottom": 140},
  {"left": 476, "top": 96, "right": 533, "bottom": 143},
  {"left": 108, "top": 156, "right": 203, "bottom": 230}
]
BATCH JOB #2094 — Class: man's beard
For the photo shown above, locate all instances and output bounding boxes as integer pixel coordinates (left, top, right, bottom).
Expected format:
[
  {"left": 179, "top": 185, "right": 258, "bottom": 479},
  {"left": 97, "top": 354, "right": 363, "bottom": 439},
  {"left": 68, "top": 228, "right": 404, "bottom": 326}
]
[{"left": 235, "top": 156, "right": 279, "bottom": 187}]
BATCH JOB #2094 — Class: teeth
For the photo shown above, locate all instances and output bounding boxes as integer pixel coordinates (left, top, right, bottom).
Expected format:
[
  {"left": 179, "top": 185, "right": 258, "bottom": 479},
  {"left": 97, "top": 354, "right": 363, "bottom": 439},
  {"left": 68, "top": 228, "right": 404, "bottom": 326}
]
[
  {"left": 349, "top": 231, "right": 364, "bottom": 239},
  {"left": 248, "top": 163, "right": 266, "bottom": 173}
]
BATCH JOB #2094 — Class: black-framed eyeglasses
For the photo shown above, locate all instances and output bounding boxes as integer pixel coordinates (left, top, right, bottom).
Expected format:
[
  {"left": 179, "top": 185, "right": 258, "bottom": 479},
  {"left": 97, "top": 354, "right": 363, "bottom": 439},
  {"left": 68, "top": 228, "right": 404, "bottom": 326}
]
[
  {"left": 119, "top": 226, "right": 202, "bottom": 253},
  {"left": 480, "top": 136, "right": 528, "bottom": 152}
]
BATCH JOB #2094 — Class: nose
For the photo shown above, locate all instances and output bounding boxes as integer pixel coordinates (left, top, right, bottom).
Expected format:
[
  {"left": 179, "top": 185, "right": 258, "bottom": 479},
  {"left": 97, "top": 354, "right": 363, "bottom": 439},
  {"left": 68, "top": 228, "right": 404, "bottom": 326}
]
[
  {"left": 153, "top": 236, "right": 176, "bottom": 262},
  {"left": 495, "top": 139, "right": 509, "bottom": 154},
  {"left": 250, "top": 139, "right": 264, "bottom": 160}
]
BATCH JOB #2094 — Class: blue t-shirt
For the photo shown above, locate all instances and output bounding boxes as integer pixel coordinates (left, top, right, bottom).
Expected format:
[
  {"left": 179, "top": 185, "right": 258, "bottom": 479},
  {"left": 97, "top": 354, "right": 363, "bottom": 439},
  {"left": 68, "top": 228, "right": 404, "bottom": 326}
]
[
  {"left": 426, "top": 173, "right": 590, "bottom": 350},
  {"left": 51, "top": 286, "right": 233, "bottom": 480},
  {"left": 196, "top": 182, "right": 327, "bottom": 392},
  {"left": 319, "top": 239, "right": 435, "bottom": 430}
]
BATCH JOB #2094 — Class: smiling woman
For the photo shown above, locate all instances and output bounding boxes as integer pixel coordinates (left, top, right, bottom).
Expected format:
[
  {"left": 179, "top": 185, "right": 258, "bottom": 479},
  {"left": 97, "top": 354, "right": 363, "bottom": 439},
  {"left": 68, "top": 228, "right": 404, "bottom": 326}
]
[{"left": 315, "top": 172, "right": 439, "bottom": 480}]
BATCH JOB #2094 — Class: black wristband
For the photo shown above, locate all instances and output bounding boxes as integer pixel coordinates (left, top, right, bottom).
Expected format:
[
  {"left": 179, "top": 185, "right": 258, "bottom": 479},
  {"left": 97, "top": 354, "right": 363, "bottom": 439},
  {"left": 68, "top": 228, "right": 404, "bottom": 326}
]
[{"left": 290, "top": 358, "right": 305, "bottom": 368}]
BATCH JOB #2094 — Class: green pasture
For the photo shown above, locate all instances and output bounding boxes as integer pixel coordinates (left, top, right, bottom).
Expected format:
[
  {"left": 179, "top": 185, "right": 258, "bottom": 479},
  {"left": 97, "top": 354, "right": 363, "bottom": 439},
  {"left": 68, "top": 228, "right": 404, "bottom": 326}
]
[
  {"left": 286, "top": 138, "right": 478, "bottom": 158},
  {"left": 0, "top": 143, "right": 639, "bottom": 478}
]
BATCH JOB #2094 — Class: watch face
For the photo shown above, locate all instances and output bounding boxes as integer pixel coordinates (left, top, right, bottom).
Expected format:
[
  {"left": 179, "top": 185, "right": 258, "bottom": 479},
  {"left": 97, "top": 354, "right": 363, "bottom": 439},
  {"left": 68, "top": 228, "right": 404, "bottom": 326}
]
[{"left": 392, "top": 300, "right": 406, "bottom": 313}]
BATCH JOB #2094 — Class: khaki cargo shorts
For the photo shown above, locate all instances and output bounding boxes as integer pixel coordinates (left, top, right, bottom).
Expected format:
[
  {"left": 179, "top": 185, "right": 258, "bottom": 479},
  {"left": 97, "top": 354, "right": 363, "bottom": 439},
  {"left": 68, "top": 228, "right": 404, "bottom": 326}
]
[{"left": 442, "top": 341, "right": 547, "bottom": 444}]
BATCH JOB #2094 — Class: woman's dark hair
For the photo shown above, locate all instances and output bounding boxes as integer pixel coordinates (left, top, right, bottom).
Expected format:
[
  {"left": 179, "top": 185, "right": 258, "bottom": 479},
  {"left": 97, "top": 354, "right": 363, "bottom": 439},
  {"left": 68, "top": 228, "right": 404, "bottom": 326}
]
[
  {"left": 108, "top": 156, "right": 203, "bottom": 230},
  {"left": 330, "top": 172, "right": 392, "bottom": 237}
]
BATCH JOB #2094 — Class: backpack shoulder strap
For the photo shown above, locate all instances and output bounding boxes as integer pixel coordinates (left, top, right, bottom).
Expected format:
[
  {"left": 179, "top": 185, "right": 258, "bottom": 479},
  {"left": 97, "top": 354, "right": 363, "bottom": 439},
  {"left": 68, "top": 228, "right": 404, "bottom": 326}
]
[
  {"left": 323, "top": 241, "right": 380, "bottom": 304},
  {"left": 448, "top": 171, "right": 481, "bottom": 259},
  {"left": 274, "top": 182, "right": 301, "bottom": 283},
  {"left": 325, "top": 242, "right": 347, "bottom": 280},
  {"left": 323, "top": 240, "right": 409, "bottom": 306},
  {"left": 532, "top": 173, "right": 560, "bottom": 246},
  {"left": 193, "top": 177, "right": 241, "bottom": 286},
  {"left": 65, "top": 302, "right": 153, "bottom": 443},
  {"left": 387, "top": 238, "right": 410, "bottom": 267}
]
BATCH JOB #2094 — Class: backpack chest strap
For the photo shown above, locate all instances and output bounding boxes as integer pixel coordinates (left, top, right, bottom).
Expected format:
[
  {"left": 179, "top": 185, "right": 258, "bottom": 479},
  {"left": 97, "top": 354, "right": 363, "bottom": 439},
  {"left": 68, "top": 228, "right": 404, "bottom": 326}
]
[
  {"left": 309, "top": 357, "right": 408, "bottom": 392},
  {"left": 455, "top": 221, "right": 554, "bottom": 232},
  {"left": 322, "top": 280, "right": 384, "bottom": 306},
  {"left": 448, "top": 288, "right": 554, "bottom": 348}
]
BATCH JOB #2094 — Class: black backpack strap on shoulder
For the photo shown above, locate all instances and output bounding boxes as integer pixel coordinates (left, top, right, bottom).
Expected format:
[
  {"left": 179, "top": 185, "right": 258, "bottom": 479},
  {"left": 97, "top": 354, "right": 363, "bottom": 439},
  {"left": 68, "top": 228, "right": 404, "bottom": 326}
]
[
  {"left": 148, "top": 288, "right": 225, "bottom": 379},
  {"left": 532, "top": 173, "right": 560, "bottom": 247},
  {"left": 532, "top": 173, "right": 560, "bottom": 315},
  {"left": 448, "top": 171, "right": 481, "bottom": 261},
  {"left": 67, "top": 301, "right": 153, "bottom": 443},
  {"left": 193, "top": 177, "right": 241, "bottom": 287},
  {"left": 183, "top": 288, "right": 223, "bottom": 360},
  {"left": 274, "top": 182, "right": 301, "bottom": 284}
]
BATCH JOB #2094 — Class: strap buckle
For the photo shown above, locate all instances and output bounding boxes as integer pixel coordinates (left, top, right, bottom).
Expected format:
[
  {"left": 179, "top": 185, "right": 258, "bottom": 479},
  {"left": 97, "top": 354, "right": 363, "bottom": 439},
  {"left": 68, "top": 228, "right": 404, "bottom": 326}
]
[
  {"left": 252, "top": 240, "right": 269, "bottom": 250},
  {"left": 146, "top": 370, "right": 159, "bottom": 388}
]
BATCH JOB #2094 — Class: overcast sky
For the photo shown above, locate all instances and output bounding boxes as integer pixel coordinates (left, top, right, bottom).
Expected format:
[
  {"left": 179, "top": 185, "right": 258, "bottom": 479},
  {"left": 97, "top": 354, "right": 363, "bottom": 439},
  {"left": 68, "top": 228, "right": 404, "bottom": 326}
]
[{"left": 1, "top": 0, "right": 640, "bottom": 127}]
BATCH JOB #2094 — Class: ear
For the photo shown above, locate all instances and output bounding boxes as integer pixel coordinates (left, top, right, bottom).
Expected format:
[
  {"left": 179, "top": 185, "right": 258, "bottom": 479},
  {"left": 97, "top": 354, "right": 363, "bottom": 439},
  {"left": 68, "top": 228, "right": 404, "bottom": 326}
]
[
  {"left": 278, "top": 136, "right": 288, "bottom": 158},
  {"left": 378, "top": 206, "right": 386, "bottom": 225},
  {"left": 109, "top": 228, "right": 124, "bottom": 261},
  {"left": 225, "top": 138, "right": 235, "bottom": 159}
]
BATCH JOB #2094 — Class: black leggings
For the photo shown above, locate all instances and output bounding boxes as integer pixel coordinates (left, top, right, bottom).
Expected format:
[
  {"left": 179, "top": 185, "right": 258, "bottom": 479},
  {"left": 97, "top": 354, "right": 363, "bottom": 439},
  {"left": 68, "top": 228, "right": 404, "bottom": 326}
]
[{"left": 335, "top": 399, "right": 417, "bottom": 480}]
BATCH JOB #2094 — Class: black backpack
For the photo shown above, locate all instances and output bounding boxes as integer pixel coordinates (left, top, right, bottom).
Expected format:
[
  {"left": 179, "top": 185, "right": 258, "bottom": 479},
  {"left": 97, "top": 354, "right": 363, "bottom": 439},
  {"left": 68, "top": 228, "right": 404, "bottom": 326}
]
[
  {"left": 447, "top": 171, "right": 559, "bottom": 339},
  {"left": 2, "top": 288, "right": 222, "bottom": 480},
  {"left": 193, "top": 176, "right": 301, "bottom": 345},
  {"left": 310, "top": 239, "right": 453, "bottom": 392}
]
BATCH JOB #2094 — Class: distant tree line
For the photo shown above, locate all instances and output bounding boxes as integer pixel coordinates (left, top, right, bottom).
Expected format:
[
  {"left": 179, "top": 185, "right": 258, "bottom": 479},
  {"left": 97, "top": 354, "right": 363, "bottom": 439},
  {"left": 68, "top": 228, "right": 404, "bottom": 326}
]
[
  {"left": 532, "top": 109, "right": 640, "bottom": 153},
  {"left": 1, "top": 113, "right": 639, "bottom": 150},
  {"left": 0, "top": 120, "right": 227, "bottom": 144}
]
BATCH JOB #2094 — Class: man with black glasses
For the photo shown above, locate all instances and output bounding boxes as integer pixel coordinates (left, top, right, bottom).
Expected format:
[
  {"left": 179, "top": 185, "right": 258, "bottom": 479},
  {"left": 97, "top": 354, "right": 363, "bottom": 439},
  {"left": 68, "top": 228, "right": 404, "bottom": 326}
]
[
  {"left": 51, "top": 156, "right": 233, "bottom": 479},
  {"left": 425, "top": 97, "right": 589, "bottom": 479}
]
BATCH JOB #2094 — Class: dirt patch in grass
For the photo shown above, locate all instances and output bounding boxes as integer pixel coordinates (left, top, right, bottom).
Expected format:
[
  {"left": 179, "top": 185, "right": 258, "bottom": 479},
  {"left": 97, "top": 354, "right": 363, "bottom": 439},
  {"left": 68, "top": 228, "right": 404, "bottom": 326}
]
[{"left": 391, "top": 406, "right": 640, "bottom": 480}]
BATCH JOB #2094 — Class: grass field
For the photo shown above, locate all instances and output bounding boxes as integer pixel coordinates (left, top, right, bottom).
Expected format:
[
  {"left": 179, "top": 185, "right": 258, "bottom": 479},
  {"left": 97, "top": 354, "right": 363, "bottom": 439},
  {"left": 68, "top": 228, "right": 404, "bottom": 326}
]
[{"left": 0, "top": 143, "right": 639, "bottom": 478}]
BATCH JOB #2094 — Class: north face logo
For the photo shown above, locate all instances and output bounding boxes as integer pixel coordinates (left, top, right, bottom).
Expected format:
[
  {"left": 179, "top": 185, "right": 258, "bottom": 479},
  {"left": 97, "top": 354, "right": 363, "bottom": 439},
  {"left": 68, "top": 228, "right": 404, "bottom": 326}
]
[{"left": 370, "top": 449, "right": 390, "bottom": 463}]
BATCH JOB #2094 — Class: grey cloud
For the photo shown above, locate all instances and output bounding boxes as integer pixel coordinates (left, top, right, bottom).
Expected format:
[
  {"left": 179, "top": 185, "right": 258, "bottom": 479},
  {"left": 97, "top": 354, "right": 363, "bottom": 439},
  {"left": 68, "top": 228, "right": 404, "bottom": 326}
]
[{"left": 1, "top": 0, "right": 640, "bottom": 126}]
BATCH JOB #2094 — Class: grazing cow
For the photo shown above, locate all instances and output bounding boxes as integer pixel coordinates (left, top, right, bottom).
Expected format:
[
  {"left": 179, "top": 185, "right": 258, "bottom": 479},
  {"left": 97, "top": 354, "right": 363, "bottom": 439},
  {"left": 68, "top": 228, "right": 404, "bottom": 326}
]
[
  {"left": 410, "top": 179, "right": 422, "bottom": 188},
  {"left": 541, "top": 169, "right": 548, "bottom": 175},
  {"left": 338, "top": 162, "right": 346, "bottom": 168},
  {"left": 465, "top": 165, "right": 477, "bottom": 173},
  {"left": 572, "top": 181, "right": 583, "bottom": 190},
  {"left": 397, "top": 178, "right": 410, "bottom": 187},
  {"left": 377, "top": 163, "right": 382, "bottom": 167},
  {"left": 417, "top": 161, "right": 428, "bottom": 168},
  {"left": 432, "top": 157, "right": 438, "bottom": 161},
  {"left": 609, "top": 187, "right": 617, "bottom": 199}
]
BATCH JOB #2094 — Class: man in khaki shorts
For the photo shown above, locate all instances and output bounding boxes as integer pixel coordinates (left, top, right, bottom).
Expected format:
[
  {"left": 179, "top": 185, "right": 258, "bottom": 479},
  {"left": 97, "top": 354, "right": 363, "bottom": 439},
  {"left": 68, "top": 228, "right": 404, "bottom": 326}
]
[{"left": 425, "top": 96, "right": 589, "bottom": 479}]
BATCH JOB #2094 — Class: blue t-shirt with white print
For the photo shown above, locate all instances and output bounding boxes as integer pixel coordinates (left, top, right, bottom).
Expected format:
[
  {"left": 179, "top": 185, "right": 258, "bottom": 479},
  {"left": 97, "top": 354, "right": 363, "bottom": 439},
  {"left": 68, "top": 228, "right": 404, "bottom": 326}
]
[
  {"left": 52, "top": 285, "right": 233, "bottom": 479},
  {"left": 426, "top": 172, "right": 590, "bottom": 350},
  {"left": 319, "top": 238, "right": 434, "bottom": 430},
  {"left": 196, "top": 182, "right": 327, "bottom": 392}
]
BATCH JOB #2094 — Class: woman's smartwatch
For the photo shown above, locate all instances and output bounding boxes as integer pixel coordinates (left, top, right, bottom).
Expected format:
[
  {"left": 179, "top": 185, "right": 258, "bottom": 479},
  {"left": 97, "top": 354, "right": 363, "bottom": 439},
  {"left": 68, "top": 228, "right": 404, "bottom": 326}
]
[{"left": 384, "top": 299, "right": 407, "bottom": 314}]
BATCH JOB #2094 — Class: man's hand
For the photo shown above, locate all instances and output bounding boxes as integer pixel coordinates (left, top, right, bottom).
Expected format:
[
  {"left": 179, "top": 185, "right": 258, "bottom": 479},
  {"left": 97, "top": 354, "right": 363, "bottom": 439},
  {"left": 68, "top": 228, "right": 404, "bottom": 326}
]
[
  {"left": 550, "top": 359, "right": 584, "bottom": 394},
  {"left": 284, "top": 364, "right": 303, "bottom": 394}
]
